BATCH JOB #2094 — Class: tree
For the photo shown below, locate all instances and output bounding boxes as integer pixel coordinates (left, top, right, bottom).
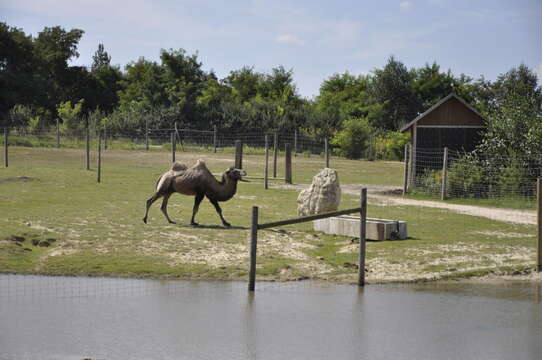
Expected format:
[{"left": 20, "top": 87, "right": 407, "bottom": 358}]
[
  {"left": 370, "top": 56, "right": 419, "bottom": 130},
  {"left": 478, "top": 64, "right": 542, "bottom": 157},
  {"left": 91, "top": 43, "right": 111, "bottom": 71},
  {"left": 0, "top": 23, "right": 42, "bottom": 119},
  {"left": 412, "top": 62, "right": 455, "bottom": 109},
  {"left": 33, "top": 26, "right": 85, "bottom": 114},
  {"left": 117, "top": 57, "right": 166, "bottom": 109},
  {"left": 331, "top": 117, "right": 373, "bottom": 159},
  {"left": 316, "top": 72, "right": 371, "bottom": 121}
]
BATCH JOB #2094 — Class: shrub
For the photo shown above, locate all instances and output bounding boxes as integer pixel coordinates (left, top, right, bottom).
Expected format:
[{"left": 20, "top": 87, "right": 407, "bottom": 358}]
[
  {"left": 373, "top": 131, "right": 410, "bottom": 161},
  {"left": 417, "top": 169, "right": 442, "bottom": 196},
  {"left": 331, "top": 117, "right": 372, "bottom": 159},
  {"left": 447, "top": 155, "right": 486, "bottom": 198}
]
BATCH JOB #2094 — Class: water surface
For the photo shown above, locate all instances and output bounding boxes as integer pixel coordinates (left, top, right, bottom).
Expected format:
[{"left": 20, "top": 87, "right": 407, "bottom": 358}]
[{"left": 1, "top": 275, "right": 541, "bottom": 360}]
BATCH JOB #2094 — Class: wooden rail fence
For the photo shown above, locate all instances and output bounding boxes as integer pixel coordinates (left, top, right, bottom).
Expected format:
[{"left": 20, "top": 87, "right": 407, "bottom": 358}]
[{"left": 248, "top": 189, "right": 368, "bottom": 291}]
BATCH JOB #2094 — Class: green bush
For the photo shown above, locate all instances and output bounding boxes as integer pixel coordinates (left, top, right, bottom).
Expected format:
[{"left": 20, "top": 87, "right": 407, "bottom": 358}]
[
  {"left": 373, "top": 131, "right": 410, "bottom": 161},
  {"left": 417, "top": 169, "right": 442, "bottom": 196},
  {"left": 447, "top": 155, "right": 486, "bottom": 198},
  {"left": 330, "top": 117, "right": 372, "bottom": 159}
]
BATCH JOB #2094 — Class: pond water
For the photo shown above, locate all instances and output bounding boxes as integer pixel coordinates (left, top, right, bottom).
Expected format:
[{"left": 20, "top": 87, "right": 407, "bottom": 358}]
[{"left": 0, "top": 275, "right": 541, "bottom": 360}]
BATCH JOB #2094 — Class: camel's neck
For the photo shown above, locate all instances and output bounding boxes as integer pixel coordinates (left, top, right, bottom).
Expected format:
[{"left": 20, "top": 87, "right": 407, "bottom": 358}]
[{"left": 212, "top": 173, "right": 238, "bottom": 201}]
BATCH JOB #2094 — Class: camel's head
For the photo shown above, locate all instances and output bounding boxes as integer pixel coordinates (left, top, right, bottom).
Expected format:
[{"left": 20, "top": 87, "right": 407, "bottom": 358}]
[{"left": 225, "top": 166, "right": 247, "bottom": 181}]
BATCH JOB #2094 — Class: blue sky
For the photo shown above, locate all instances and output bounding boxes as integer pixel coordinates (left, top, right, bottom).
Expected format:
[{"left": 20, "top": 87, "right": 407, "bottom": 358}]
[{"left": 1, "top": 0, "right": 541, "bottom": 98}]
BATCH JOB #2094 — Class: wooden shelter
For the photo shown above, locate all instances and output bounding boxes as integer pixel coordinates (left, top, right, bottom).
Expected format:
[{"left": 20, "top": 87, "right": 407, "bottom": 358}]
[
  {"left": 400, "top": 93, "right": 485, "bottom": 185},
  {"left": 400, "top": 93, "right": 485, "bottom": 151}
]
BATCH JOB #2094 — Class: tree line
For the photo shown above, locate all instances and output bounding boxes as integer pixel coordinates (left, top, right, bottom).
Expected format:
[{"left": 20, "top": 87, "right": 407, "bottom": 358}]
[{"left": 1, "top": 23, "right": 541, "bottom": 159}]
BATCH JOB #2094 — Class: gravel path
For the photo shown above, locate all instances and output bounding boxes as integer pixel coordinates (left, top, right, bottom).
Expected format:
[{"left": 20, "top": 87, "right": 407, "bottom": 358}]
[{"left": 276, "top": 183, "right": 536, "bottom": 225}]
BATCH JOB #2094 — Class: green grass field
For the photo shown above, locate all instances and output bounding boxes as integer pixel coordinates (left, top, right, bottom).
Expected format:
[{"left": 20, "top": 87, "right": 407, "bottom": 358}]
[{"left": 0, "top": 146, "right": 537, "bottom": 283}]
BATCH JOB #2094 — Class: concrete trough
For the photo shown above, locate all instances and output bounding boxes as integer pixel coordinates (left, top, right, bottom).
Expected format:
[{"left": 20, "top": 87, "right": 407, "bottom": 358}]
[{"left": 313, "top": 216, "right": 407, "bottom": 241}]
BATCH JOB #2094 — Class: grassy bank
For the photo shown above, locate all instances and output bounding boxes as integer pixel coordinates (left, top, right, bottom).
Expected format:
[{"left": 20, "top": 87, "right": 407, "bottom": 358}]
[{"left": 0, "top": 147, "right": 538, "bottom": 283}]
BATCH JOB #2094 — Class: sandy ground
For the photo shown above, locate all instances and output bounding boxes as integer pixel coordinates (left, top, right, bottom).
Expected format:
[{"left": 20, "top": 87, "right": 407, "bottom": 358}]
[{"left": 277, "top": 183, "right": 537, "bottom": 225}]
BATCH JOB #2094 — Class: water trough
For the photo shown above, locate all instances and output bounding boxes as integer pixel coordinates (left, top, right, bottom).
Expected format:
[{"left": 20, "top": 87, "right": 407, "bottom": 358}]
[{"left": 313, "top": 216, "right": 407, "bottom": 241}]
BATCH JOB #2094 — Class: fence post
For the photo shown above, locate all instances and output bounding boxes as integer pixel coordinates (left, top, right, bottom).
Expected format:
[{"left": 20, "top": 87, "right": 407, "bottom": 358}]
[
  {"left": 264, "top": 135, "right": 269, "bottom": 190},
  {"left": 248, "top": 206, "right": 259, "bottom": 291},
  {"left": 403, "top": 144, "right": 409, "bottom": 195},
  {"left": 56, "top": 118, "right": 60, "bottom": 148},
  {"left": 294, "top": 129, "right": 298, "bottom": 157},
  {"left": 97, "top": 131, "right": 102, "bottom": 183},
  {"left": 358, "top": 188, "right": 367, "bottom": 286},
  {"left": 441, "top": 147, "right": 448, "bottom": 200},
  {"left": 104, "top": 125, "right": 108, "bottom": 150},
  {"left": 285, "top": 143, "right": 292, "bottom": 184},
  {"left": 213, "top": 125, "right": 218, "bottom": 153},
  {"left": 3, "top": 128, "right": 8, "bottom": 168},
  {"left": 171, "top": 132, "right": 176, "bottom": 163},
  {"left": 538, "top": 178, "right": 542, "bottom": 272},
  {"left": 235, "top": 140, "right": 243, "bottom": 169},
  {"left": 325, "top": 137, "right": 329, "bottom": 168},
  {"left": 145, "top": 118, "right": 149, "bottom": 151},
  {"left": 86, "top": 126, "right": 90, "bottom": 170},
  {"left": 273, "top": 131, "right": 278, "bottom": 178},
  {"left": 409, "top": 140, "right": 415, "bottom": 188}
]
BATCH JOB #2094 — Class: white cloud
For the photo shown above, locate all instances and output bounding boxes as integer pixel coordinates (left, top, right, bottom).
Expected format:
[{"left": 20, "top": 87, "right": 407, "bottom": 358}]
[
  {"left": 275, "top": 34, "right": 305, "bottom": 46},
  {"left": 400, "top": 1, "right": 414, "bottom": 9}
]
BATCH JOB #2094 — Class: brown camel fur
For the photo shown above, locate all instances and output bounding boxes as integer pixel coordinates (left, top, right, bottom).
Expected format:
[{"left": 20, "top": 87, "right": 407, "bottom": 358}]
[{"left": 143, "top": 160, "right": 246, "bottom": 226}]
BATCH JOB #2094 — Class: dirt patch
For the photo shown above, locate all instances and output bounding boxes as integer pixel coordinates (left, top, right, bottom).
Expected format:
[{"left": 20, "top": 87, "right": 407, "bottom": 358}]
[{"left": 473, "top": 230, "right": 535, "bottom": 238}]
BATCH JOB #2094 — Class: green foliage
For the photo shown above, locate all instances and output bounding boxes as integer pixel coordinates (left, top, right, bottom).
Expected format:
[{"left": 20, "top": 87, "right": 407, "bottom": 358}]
[
  {"left": 331, "top": 117, "right": 373, "bottom": 159},
  {"left": 478, "top": 64, "right": 542, "bottom": 158},
  {"left": 370, "top": 56, "right": 419, "bottom": 130},
  {"left": 57, "top": 99, "right": 84, "bottom": 134},
  {"left": 6, "top": 104, "right": 34, "bottom": 128},
  {"left": 416, "top": 169, "right": 441, "bottom": 196},
  {"left": 446, "top": 155, "right": 486, "bottom": 198},
  {"left": 373, "top": 131, "right": 410, "bottom": 160}
]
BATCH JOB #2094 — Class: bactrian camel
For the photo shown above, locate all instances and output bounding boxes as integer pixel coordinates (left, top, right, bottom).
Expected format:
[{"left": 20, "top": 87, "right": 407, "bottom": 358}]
[{"left": 143, "top": 160, "right": 246, "bottom": 227}]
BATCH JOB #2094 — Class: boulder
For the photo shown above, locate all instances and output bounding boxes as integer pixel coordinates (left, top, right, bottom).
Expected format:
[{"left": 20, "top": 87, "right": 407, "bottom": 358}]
[{"left": 297, "top": 168, "right": 341, "bottom": 216}]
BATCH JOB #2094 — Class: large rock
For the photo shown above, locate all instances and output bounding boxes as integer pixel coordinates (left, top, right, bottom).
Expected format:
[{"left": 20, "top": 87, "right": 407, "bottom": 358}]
[{"left": 297, "top": 168, "right": 341, "bottom": 216}]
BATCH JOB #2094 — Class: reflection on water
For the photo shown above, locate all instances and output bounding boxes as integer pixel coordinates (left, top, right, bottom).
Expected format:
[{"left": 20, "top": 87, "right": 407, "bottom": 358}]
[{"left": 0, "top": 275, "right": 541, "bottom": 360}]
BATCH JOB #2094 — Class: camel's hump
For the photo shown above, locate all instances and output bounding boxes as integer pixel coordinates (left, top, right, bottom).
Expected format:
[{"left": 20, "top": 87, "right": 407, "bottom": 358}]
[
  {"left": 170, "top": 161, "right": 188, "bottom": 172},
  {"left": 191, "top": 159, "right": 208, "bottom": 170}
]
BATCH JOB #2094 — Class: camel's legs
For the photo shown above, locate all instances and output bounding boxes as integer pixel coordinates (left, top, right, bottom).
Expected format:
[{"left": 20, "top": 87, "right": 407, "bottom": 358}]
[
  {"left": 190, "top": 192, "right": 205, "bottom": 226},
  {"left": 160, "top": 193, "right": 176, "bottom": 224},
  {"left": 208, "top": 197, "right": 231, "bottom": 227},
  {"left": 143, "top": 193, "right": 162, "bottom": 224}
]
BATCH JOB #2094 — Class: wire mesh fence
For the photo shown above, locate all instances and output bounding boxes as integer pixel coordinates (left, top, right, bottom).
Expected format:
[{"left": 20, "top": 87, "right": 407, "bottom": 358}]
[
  {"left": 1, "top": 126, "right": 326, "bottom": 155},
  {"left": 410, "top": 146, "right": 541, "bottom": 205}
]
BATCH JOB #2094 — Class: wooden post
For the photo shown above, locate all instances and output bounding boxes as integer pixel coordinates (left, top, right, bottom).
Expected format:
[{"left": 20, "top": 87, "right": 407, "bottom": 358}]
[
  {"left": 403, "top": 144, "right": 409, "bottom": 195},
  {"left": 441, "top": 147, "right": 448, "bottom": 200},
  {"left": 213, "top": 125, "right": 218, "bottom": 153},
  {"left": 97, "top": 131, "right": 102, "bottom": 183},
  {"left": 538, "top": 178, "right": 542, "bottom": 272},
  {"left": 411, "top": 126, "right": 417, "bottom": 188},
  {"left": 56, "top": 118, "right": 60, "bottom": 148},
  {"left": 358, "top": 188, "right": 367, "bottom": 286},
  {"left": 248, "top": 206, "right": 259, "bottom": 291},
  {"left": 145, "top": 118, "right": 149, "bottom": 151},
  {"left": 3, "top": 128, "right": 8, "bottom": 168},
  {"left": 86, "top": 126, "right": 90, "bottom": 170},
  {"left": 325, "top": 137, "right": 329, "bottom": 168},
  {"left": 264, "top": 135, "right": 269, "bottom": 190},
  {"left": 285, "top": 143, "right": 292, "bottom": 184},
  {"left": 104, "top": 125, "right": 108, "bottom": 150},
  {"left": 273, "top": 131, "right": 278, "bottom": 178},
  {"left": 235, "top": 140, "right": 243, "bottom": 169},
  {"left": 171, "top": 132, "right": 176, "bottom": 163},
  {"left": 294, "top": 129, "right": 298, "bottom": 157}
]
